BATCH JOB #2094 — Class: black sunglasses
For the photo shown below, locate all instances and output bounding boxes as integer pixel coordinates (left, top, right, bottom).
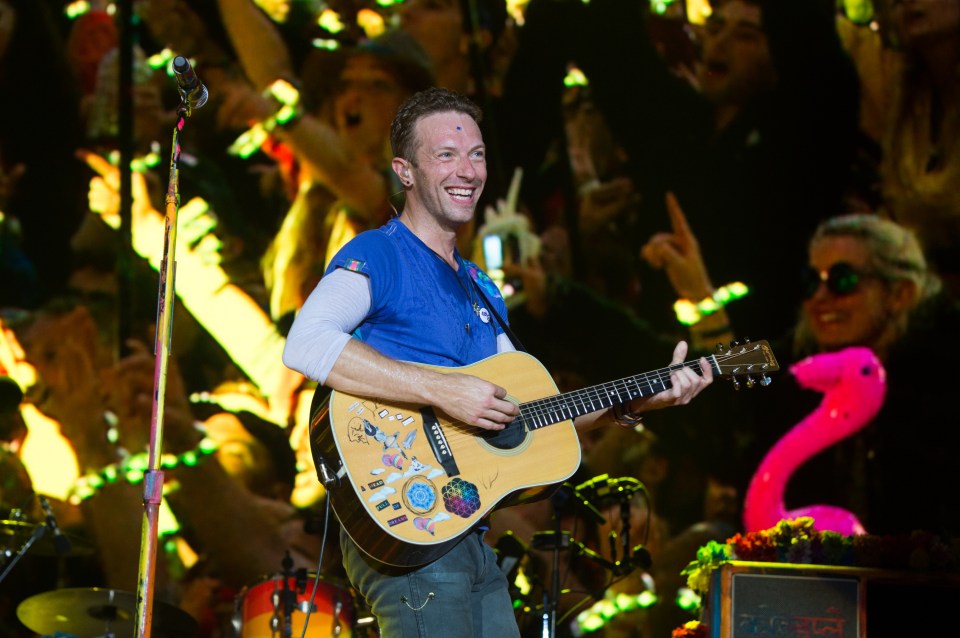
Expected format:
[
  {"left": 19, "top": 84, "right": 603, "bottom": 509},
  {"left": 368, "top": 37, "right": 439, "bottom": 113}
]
[{"left": 801, "top": 262, "right": 877, "bottom": 299}]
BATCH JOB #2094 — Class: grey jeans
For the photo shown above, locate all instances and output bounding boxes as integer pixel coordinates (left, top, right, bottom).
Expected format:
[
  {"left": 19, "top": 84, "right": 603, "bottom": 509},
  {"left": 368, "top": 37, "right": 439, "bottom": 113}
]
[{"left": 341, "top": 527, "right": 521, "bottom": 638}]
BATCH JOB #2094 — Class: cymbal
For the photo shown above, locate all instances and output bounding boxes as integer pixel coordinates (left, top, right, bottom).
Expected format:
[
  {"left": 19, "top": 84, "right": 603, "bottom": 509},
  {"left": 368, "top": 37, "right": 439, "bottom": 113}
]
[
  {"left": 18, "top": 587, "right": 199, "bottom": 638},
  {"left": 0, "top": 519, "right": 94, "bottom": 556}
]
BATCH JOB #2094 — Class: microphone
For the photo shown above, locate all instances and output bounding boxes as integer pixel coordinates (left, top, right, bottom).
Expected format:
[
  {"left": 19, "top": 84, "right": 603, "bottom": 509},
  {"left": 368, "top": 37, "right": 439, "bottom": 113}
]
[
  {"left": 576, "top": 474, "right": 646, "bottom": 506},
  {"left": 38, "top": 496, "right": 71, "bottom": 555},
  {"left": 172, "top": 56, "right": 209, "bottom": 111},
  {"left": 551, "top": 482, "right": 605, "bottom": 525}
]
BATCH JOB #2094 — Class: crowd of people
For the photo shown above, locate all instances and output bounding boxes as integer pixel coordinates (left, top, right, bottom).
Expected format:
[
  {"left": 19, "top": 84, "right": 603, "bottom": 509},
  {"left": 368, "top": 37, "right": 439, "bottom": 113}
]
[{"left": 0, "top": 0, "right": 957, "bottom": 636}]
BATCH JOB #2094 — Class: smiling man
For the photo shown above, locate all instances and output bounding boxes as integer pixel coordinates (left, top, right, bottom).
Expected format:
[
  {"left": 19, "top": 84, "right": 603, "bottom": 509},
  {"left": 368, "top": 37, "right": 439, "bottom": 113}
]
[{"left": 282, "top": 87, "right": 713, "bottom": 636}]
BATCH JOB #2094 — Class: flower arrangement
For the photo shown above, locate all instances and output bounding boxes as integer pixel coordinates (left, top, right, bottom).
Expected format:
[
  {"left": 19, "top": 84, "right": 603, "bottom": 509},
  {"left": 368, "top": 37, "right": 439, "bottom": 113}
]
[
  {"left": 673, "top": 517, "right": 960, "bottom": 637},
  {"left": 680, "top": 517, "right": 960, "bottom": 597}
]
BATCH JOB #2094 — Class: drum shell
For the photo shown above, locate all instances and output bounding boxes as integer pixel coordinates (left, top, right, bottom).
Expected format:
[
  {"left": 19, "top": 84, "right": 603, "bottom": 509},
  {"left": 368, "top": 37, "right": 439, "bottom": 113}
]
[{"left": 237, "top": 574, "right": 354, "bottom": 637}]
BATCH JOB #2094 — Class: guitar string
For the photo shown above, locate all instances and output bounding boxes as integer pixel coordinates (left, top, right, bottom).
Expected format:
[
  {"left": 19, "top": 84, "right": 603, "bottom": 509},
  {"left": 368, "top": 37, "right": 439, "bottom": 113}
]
[
  {"left": 521, "top": 362, "right": 702, "bottom": 427},
  {"left": 520, "top": 348, "right": 771, "bottom": 427}
]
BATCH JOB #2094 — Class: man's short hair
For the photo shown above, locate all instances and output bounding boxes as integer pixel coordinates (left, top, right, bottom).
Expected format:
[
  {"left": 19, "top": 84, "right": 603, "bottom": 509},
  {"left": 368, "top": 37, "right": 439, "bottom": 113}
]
[{"left": 390, "top": 87, "right": 483, "bottom": 162}]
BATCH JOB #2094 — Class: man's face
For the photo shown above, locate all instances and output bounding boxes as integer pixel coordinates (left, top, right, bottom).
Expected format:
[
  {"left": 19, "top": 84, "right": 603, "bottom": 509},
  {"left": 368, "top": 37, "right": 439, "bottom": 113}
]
[
  {"left": 402, "top": 110, "right": 486, "bottom": 228},
  {"left": 399, "top": 0, "right": 466, "bottom": 68},
  {"left": 333, "top": 55, "right": 408, "bottom": 163},
  {"left": 892, "top": 0, "right": 960, "bottom": 47},
  {"left": 697, "top": 0, "right": 777, "bottom": 107},
  {"left": 802, "top": 236, "right": 899, "bottom": 352}
]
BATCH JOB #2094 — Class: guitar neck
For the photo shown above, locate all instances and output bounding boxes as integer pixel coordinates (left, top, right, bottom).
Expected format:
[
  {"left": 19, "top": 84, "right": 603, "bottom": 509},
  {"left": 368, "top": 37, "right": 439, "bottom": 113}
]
[{"left": 519, "top": 356, "right": 718, "bottom": 429}]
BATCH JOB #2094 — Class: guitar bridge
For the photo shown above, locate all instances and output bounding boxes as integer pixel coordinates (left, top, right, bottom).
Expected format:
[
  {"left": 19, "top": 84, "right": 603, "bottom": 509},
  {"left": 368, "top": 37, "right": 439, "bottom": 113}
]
[{"left": 421, "top": 408, "right": 460, "bottom": 477}]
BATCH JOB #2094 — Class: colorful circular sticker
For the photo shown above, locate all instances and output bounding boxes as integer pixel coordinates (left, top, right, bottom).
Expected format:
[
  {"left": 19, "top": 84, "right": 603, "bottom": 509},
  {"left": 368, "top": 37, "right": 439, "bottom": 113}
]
[
  {"left": 402, "top": 476, "right": 438, "bottom": 514},
  {"left": 441, "top": 478, "right": 481, "bottom": 518}
]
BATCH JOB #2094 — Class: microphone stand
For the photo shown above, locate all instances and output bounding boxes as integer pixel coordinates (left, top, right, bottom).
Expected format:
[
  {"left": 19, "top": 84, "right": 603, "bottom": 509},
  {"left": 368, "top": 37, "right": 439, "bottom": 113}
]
[
  {"left": 536, "top": 507, "right": 566, "bottom": 638},
  {"left": 604, "top": 490, "right": 652, "bottom": 577},
  {"left": 133, "top": 93, "right": 197, "bottom": 638},
  {"left": 531, "top": 494, "right": 577, "bottom": 638},
  {"left": 618, "top": 498, "right": 631, "bottom": 574},
  {"left": 618, "top": 486, "right": 652, "bottom": 574}
]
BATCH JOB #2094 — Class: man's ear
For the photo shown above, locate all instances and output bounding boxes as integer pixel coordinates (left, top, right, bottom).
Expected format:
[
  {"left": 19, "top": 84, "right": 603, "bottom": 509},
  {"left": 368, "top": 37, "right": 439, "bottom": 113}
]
[{"left": 392, "top": 158, "right": 412, "bottom": 186}]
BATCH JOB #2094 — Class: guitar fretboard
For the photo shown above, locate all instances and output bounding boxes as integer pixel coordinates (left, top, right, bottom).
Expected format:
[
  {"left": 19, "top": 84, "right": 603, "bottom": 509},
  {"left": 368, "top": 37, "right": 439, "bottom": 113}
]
[{"left": 519, "top": 357, "right": 718, "bottom": 429}]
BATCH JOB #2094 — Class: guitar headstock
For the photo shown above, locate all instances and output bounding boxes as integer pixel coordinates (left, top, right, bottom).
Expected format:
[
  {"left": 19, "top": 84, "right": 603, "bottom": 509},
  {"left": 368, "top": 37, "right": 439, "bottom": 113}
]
[{"left": 713, "top": 339, "right": 780, "bottom": 389}]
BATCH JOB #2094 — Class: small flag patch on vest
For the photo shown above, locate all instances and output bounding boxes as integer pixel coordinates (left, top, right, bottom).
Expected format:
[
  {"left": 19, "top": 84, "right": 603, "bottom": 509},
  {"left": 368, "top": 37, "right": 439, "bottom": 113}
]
[{"left": 344, "top": 259, "right": 365, "bottom": 273}]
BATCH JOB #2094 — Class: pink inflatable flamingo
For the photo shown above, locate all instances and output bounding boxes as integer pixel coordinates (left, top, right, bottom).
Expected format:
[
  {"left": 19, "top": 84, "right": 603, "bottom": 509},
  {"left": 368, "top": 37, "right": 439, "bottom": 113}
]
[{"left": 743, "top": 347, "right": 886, "bottom": 535}]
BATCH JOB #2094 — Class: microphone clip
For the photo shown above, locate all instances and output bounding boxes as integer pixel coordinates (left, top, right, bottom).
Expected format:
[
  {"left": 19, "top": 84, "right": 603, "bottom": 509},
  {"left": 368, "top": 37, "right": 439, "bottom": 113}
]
[{"left": 172, "top": 56, "right": 209, "bottom": 116}]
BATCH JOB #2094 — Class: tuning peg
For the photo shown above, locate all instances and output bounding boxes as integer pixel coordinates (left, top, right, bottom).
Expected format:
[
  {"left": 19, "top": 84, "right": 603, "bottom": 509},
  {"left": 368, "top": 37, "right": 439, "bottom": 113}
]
[
  {"left": 715, "top": 342, "right": 726, "bottom": 353},
  {"left": 731, "top": 377, "right": 741, "bottom": 390},
  {"left": 760, "top": 375, "right": 772, "bottom": 387},
  {"left": 729, "top": 340, "right": 740, "bottom": 348},
  {"left": 745, "top": 376, "right": 755, "bottom": 389},
  {"left": 742, "top": 336, "right": 751, "bottom": 343}
]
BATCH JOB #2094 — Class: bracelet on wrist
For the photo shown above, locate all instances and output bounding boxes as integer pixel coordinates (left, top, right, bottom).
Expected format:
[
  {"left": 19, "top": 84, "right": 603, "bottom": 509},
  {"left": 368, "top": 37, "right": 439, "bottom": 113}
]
[
  {"left": 68, "top": 437, "right": 220, "bottom": 505},
  {"left": 674, "top": 282, "right": 749, "bottom": 326},
  {"left": 227, "top": 78, "right": 304, "bottom": 159},
  {"left": 612, "top": 403, "right": 644, "bottom": 429}
]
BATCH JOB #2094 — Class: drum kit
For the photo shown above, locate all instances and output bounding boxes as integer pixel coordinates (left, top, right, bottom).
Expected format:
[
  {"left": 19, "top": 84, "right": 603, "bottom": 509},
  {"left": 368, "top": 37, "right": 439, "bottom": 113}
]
[
  {"left": 4, "top": 473, "right": 642, "bottom": 638},
  {"left": 0, "top": 504, "right": 194, "bottom": 638},
  {"left": 0, "top": 505, "right": 194, "bottom": 638},
  {"left": 3, "top": 509, "right": 375, "bottom": 638},
  {"left": 17, "top": 588, "right": 199, "bottom": 638},
  {"left": 14, "top": 578, "right": 371, "bottom": 638}
]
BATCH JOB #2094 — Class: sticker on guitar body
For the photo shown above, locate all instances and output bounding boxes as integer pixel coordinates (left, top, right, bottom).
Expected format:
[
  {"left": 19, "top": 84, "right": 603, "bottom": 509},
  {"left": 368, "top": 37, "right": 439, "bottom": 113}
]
[
  {"left": 347, "top": 399, "right": 484, "bottom": 534},
  {"left": 414, "top": 513, "right": 452, "bottom": 535}
]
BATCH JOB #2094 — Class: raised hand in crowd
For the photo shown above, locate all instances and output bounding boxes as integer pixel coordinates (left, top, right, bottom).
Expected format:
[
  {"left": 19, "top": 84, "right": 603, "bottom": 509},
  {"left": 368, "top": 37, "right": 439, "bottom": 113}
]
[
  {"left": 642, "top": 192, "right": 734, "bottom": 351},
  {"left": 81, "top": 149, "right": 302, "bottom": 423},
  {"left": 212, "top": 73, "right": 276, "bottom": 135},
  {"left": 642, "top": 191, "right": 714, "bottom": 302},
  {"left": 82, "top": 149, "right": 222, "bottom": 263}
]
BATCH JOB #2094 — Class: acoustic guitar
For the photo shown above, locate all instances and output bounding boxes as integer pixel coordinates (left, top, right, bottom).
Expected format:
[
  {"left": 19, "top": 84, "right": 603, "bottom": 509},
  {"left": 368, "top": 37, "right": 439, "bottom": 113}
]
[{"left": 309, "top": 341, "right": 778, "bottom": 567}]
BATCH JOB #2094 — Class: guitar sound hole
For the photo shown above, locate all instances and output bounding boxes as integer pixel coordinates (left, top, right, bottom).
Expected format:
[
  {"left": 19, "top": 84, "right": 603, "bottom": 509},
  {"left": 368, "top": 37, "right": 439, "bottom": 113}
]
[{"left": 481, "top": 418, "right": 527, "bottom": 450}]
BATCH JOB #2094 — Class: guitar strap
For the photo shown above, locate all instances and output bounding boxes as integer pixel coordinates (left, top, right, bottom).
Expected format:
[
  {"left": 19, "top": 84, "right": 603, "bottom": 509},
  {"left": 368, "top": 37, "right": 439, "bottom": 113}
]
[{"left": 469, "top": 277, "right": 527, "bottom": 353}]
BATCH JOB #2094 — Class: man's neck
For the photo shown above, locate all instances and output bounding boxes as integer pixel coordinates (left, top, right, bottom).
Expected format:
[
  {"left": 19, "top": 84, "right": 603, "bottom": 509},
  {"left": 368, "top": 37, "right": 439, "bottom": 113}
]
[{"left": 400, "top": 210, "right": 460, "bottom": 267}]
